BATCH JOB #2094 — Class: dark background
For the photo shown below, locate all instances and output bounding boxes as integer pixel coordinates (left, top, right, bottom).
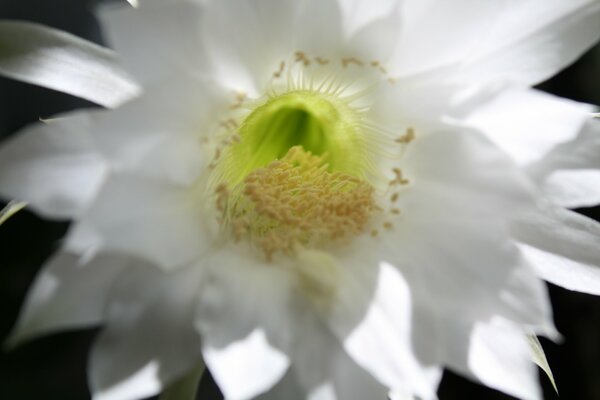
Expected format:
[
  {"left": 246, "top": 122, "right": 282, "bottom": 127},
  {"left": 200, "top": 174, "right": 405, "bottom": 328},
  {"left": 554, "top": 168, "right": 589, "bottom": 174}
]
[{"left": 0, "top": 1, "right": 599, "bottom": 399}]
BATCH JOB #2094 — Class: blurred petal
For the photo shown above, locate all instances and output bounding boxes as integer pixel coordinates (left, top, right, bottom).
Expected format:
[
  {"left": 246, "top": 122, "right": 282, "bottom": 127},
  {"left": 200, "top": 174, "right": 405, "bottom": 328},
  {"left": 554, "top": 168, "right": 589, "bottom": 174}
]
[
  {"left": 0, "top": 20, "right": 140, "bottom": 107},
  {"left": 464, "top": 89, "right": 594, "bottom": 166},
  {"left": 314, "top": 248, "right": 436, "bottom": 399},
  {"left": 98, "top": 0, "right": 207, "bottom": 85},
  {"left": 467, "top": 319, "right": 541, "bottom": 400},
  {"left": 528, "top": 119, "right": 600, "bottom": 208},
  {"left": 75, "top": 173, "right": 209, "bottom": 269},
  {"left": 519, "top": 243, "right": 600, "bottom": 296},
  {"left": 196, "top": 250, "right": 293, "bottom": 400},
  {"left": 539, "top": 169, "right": 600, "bottom": 209},
  {"left": 90, "top": 264, "right": 203, "bottom": 400},
  {"left": 0, "top": 114, "right": 107, "bottom": 219},
  {"left": 87, "top": 76, "right": 229, "bottom": 184},
  {"left": 6, "top": 251, "right": 126, "bottom": 347},
  {"left": 454, "top": 0, "right": 600, "bottom": 86},
  {"left": 512, "top": 203, "right": 600, "bottom": 295}
]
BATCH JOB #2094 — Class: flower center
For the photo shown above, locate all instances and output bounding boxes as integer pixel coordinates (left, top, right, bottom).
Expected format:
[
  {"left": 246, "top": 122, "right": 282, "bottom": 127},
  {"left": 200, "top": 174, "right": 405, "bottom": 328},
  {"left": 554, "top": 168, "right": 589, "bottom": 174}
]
[
  {"left": 219, "top": 90, "right": 370, "bottom": 186},
  {"left": 213, "top": 89, "right": 379, "bottom": 259}
]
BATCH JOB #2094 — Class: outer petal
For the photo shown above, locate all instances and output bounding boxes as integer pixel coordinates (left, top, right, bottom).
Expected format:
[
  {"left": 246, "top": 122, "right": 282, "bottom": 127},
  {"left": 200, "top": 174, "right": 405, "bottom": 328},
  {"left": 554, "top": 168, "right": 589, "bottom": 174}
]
[
  {"left": 198, "top": 247, "right": 391, "bottom": 400},
  {"left": 388, "top": 0, "right": 501, "bottom": 77},
  {"left": 195, "top": 249, "right": 293, "bottom": 400},
  {"left": 519, "top": 243, "right": 600, "bottom": 296},
  {"left": 74, "top": 172, "right": 210, "bottom": 269},
  {"left": 453, "top": 0, "right": 600, "bottom": 86},
  {"left": 272, "top": 309, "right": 388, "bottom": 400},
  {"left": 98, "top": 0, "right": 208, "bottom": 85},
  {"left": 0, "top": 113, "right": 107, "bottom": 219},
  {"left": 389, "top": 0, "right": 600, "bottom": 85},
  {"left": 400, "top": 129, "right": 536, "bottom": 218},
  {"left": 89, "top": 264, "right": 203, "bottom": 400},
  {"left": 200, "top": 0, "right": 308, "bottom": 95},
  {"left": 304, "top": 247, "right": 436, "bottom": 399},
  {"left": 527, "top": 119, "right": 600, "bottom": 208},
  {"left": 6, "top": 251, "right": 126, "bottom": 347},
  {"left": 512, "top": 203, "right": 600, "bottom": 295},
  {"left": 538, "top": 170, "right": 600, "bottom": 209},
  {"left": 463, "top": 89, "right": 594, "bottom": 166},
  {"left": 0, "top": 20, "right": 140, "bottom": 108},
  {"left": 87, "top": 76, "right": 229, "bottom": 184},
  {"left": 464, "top": 319, "right": 541, "bottom": 400}
]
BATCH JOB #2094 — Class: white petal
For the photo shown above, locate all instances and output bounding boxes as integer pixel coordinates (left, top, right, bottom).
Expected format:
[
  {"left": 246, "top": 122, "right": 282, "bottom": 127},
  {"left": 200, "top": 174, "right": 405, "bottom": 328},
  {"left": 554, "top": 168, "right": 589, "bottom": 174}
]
[
  {"left": 337, "top": 0, "right": 398, "bottom": 35},
  {"left": 0, "top": 114, "right": 107, "bottom": 219},
  {"left": 512, "top": 203, "right": 600, "bottom": 295},
  {"left": 499, "top": 261, "right": 555, "bottom": 336},
  {"left": 391, "top": 0, "right": 600, "bottom": 85},
  {"left": 88, "top": 76, "right": 228, "bottom": 184},
  {"left": 6, "top": 251, "right": 126, "bottom": 347},
  {"left": 195, "top": 250, "right": 293, "bottom": 399},
  {"left": 467, "top": 319, "right": 541, "bottom": 400},
  {"left": 464, "top": 88, "right": 594, "bottom": 166},
  {"left": 401, "top": 130, "right": 535, "bottom": 218},
  {"left": 76, "top": 173, "right": 209, "bottom": 269},
  {"left": 312, "top": 247, "right": 435, "bottom": 399},
  {"left": 528, "top": 119, "right": 600, "bottom": 208},
  {"left": 519, "top": 243, "right": 600, "bottom": 296},
  {"left": 388, "top": 0, "right": 501, "bottom": 77},
  {"left": 454, "top": 0, "right": 600, "bottom": 86},
  {"left": 540, "top": 169, "right": 600, "bottom": 209},
  {"left": 203, "top": 329, "right": 289, "bottom": 400},
  {"left": 0, "top": 21, "right": 140, "bottom": 108},
  {"left": 200, "top": 0, "right": 310, "bottom": 94},
  {"left": 513, "top": 203, "right": 600, "bottom": 268},
  {"left": 90, "top": 264, "right": 203, "bottom": 400},
  {"left": 286, "top": 306, "right": 388, "bottom": 400},
  {"left": 98, "top": 0, "right": 207, "bottom": 85}
]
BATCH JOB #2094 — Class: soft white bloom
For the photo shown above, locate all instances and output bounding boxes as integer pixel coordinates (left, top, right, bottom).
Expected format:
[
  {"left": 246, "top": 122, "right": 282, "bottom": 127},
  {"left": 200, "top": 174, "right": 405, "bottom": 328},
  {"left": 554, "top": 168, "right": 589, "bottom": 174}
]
[{"left": 1, "top": 1, "right": 600, "bottom": 399}]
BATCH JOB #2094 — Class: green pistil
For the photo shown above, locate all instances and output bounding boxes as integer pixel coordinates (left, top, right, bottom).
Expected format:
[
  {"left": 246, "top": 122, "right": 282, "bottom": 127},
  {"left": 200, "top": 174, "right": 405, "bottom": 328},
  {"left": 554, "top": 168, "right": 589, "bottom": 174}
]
[{"left": 220, "top": 90, "right": 366, "bottom": 186}]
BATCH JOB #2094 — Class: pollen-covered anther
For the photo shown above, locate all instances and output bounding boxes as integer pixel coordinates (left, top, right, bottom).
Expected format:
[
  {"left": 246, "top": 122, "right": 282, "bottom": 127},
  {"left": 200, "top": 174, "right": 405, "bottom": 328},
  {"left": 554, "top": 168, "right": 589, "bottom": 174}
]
[
  {"left": 342, "top": 57, "right": 364, "bottom": 68},
  {"left": 390, "top": 167, "right": 410, "bottom": 186},
  {"left": 273, "top": 61, "right": 285, "bottom": 78},
  {"left": 294, "top": 51, "right": 311, "bottom": 66},
  {"left": 395, "top": 127, "right": 415, "bottom": 144},
  {"left": 226, "top": 146, "right": 378, "bottom": 260}
]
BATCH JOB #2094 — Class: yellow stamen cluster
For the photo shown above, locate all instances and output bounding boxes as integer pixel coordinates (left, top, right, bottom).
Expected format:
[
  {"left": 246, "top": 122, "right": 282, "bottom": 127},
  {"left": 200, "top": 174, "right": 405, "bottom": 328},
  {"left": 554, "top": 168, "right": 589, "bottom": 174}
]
[{"left": 220, "top": 146, "right": 378, "bottom": 260}]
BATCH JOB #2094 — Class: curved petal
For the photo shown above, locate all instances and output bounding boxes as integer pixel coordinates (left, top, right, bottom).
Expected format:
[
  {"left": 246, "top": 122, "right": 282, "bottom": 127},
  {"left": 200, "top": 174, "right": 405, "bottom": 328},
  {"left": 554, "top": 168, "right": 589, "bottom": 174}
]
[
  {"left": 387, "top": 0, "right": 501, "bottom": 77},
  {"left": 527, "top": 118, "right": 600, "bottom": 208},
  {"left": 87, "top": 76, "right": 229, "bottom": 184},
  {"left": 200, "top": 0, "right": 308, "bottom": 95},
  {"left": 89, "top": 264, "right": 203, "bottom": 400},
  {"left": 464, "top": 89, "right": 594, "bottom": 166},
  {"left": 400, "top": 130, "right": 536, "bottom": 218},
  {"left": 453, "top": 0, "right": 600, "bottom": 86},
  {"left": 512, "top": 203, "right": 600, "bottom": 295},
  {"left": 5, "top": 251, "right": 126, "bottom": 348},
  {"left": 464, "top": 319, "right": 541, "bottom": 400},
  {"left": 519, "top": 243, "right": 600, "bottom": 296},
  {"left": 283, "top": 310, "right": 388, "bottom": 400},
  {"left": 98, "top": 0, "right": 208, "bottom": 85},
  {"left": 0, "top": 113, "right": 107, "bottom": 219},
  {"left": 195, "top": 249, "right": 294, "bottom": 400},
  {"left": 75, "top": 172, "right": 209, "bottom": 269},
  {"left": 539, "top": 169, "right": 600, "bottom": 209},
  {"left": 305, "top": 246, "right": 436, "bottom": 399},
  {"left": 0, "top": 20, "right": 140, "bottom": 107}
]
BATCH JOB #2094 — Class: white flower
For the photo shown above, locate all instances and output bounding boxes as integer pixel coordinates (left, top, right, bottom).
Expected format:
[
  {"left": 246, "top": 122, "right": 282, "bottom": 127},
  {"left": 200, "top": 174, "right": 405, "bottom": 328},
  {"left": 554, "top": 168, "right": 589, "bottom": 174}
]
[{"left": 1, "top": 1, "right": 600, "bottom": 400}]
